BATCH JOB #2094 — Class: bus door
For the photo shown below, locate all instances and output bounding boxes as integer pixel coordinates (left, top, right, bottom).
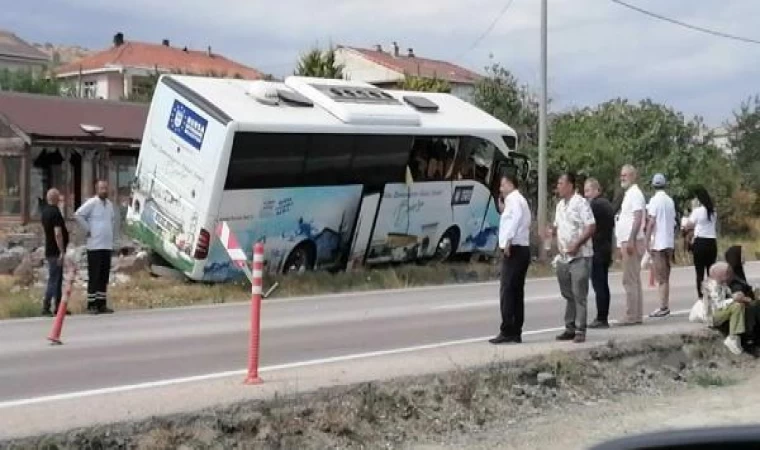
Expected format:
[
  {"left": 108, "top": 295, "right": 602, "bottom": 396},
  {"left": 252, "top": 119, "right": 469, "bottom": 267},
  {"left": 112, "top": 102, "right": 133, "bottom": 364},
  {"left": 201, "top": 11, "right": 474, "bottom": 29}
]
[
  {"left": 451, "top": 137, "right": 498, "bottom": 254},
  {"left": 365, "top": 136, "right": 453, "bottom": 263}
]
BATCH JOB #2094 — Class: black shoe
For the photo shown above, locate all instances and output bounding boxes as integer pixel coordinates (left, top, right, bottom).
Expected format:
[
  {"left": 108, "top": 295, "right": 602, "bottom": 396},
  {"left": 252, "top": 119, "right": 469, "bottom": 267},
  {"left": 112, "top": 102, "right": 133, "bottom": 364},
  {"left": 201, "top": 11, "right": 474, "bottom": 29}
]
[
  {"left": 589, "top": 319, "right": 609, "bottom": 329},
  {"left": 556, "top": 330, "right": 576, "bottom": 341},
  {"left": 41, "top": 310, "right": 53, "bottom": 317},
  {"left": 489, "top": 334, "right": 521, "bottom": 345}
]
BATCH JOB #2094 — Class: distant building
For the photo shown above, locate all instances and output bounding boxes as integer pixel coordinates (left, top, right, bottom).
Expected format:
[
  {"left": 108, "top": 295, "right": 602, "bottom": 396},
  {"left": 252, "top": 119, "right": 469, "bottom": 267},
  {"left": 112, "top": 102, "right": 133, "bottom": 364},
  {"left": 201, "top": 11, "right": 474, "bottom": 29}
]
[
  {"left": 699, "top": 126, "right": 734, "bottom": 155},
  {"left": 55, "top": 33, "right": 264, "bottom": 100},
  {"left": 334, "top": 43, "right": 481, "bottom": 101},
  {"left": 0, "top": 29, "right": 50, "bottom": 73}
]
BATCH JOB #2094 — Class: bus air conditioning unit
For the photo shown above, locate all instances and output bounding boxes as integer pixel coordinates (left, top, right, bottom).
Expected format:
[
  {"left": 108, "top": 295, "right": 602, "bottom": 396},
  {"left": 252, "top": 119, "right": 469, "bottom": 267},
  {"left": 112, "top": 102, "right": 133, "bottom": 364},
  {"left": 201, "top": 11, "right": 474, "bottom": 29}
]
[{"left": 284, "top": 76, "right": 422, "bottom": 127}]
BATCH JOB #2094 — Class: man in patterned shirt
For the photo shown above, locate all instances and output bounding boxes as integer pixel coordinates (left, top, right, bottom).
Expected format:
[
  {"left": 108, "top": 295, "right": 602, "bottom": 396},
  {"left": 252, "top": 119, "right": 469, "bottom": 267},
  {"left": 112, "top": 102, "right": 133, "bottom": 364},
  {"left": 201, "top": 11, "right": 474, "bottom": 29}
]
[{"left": 545, "top": 172, "right": 596, "bottom": 343}]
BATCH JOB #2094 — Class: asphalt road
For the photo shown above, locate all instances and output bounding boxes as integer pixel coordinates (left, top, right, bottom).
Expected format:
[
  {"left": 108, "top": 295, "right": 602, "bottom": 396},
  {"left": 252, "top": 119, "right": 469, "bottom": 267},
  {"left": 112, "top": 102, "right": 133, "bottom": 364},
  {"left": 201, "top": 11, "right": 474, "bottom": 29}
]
[{"left": 1, "top": 263, "right": 757, "bottom": 406}]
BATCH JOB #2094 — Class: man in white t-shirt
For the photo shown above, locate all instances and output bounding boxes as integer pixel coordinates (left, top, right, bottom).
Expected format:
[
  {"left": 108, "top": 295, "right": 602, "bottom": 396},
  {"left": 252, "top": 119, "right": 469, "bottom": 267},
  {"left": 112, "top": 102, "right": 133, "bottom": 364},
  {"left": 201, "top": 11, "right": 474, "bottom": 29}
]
[
  {"left": 615, "top": 164, "right": 646, "bottom": 325},
  {"left": 645, "top": 173, "right": 676, "bottom": 318}
]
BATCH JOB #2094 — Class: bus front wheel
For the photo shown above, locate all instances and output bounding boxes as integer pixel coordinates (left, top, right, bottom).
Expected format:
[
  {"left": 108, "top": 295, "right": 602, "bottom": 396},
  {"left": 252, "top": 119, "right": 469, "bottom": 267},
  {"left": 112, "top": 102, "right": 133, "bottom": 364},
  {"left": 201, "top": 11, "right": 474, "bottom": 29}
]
[{"left": 283, "top": 243, "right": 315, "bottom": 275}]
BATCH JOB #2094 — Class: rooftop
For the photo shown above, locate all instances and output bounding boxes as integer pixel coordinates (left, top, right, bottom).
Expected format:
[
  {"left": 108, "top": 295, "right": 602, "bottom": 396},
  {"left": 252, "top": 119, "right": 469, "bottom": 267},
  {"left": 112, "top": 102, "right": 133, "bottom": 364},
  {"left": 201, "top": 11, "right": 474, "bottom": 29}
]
[
  {"left": 0, "top": 91, "right": 148, "bottom": 142},
  {"left": 0, "top": 30, "right": 50, "bottom": 63},
  {"left": 339, "top": 45, "right": 481, "bottom": 84},
  {"left": 56, "top": 38, "right": 263, "bottom": 80}
]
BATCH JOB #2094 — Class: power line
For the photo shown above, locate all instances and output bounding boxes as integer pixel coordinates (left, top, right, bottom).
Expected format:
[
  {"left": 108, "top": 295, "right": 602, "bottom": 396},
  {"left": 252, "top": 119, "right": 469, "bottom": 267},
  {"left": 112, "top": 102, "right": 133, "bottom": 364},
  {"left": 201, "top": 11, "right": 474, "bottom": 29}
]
[
  {"left": 610, "top": 0, "right": 760, "bottom": 45},
  {"left": 457, "top": 0, "right": 516, "bottom": 58}
]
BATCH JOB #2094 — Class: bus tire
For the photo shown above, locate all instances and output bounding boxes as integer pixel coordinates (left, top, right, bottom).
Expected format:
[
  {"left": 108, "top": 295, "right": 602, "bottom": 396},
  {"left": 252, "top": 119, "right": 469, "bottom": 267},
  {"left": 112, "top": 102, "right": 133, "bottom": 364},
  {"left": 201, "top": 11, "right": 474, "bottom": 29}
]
[
  {"left": 433, "top": 228, "right": 459, "bottom": 263},
  {"left": 283, "top": 242, "right": 315, "bottom": 275}
]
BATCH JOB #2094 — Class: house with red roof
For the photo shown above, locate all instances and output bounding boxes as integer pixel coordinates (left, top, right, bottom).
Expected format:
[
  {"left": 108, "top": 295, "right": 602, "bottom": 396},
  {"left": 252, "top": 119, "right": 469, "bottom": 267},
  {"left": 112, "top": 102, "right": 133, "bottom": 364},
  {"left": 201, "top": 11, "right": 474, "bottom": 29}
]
[
  {"left": 334, "top": 43, "right": 481, "bottom": 100},
  {"left": 55, "top": 33, "right": 264, "bottom": 100}
]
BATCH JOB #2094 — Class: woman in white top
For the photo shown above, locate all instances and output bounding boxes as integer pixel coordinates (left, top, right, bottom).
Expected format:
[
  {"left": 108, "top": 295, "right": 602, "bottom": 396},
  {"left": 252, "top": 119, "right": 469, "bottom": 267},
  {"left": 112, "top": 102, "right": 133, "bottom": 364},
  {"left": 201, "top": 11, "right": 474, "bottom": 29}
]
[{"left": 682, "top": 186, "right": 718, "bottom": 300}]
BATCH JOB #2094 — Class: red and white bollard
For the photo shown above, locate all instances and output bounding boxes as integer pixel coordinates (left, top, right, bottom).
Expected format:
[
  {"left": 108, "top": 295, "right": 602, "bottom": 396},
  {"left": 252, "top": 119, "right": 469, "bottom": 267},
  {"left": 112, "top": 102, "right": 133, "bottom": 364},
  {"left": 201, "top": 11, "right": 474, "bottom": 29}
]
[
  {"left": 48, "top": 257, "right": 77, "bottom": 346},
  {"left": 244, "top": 242, "right": 265, "bottom": 385}
]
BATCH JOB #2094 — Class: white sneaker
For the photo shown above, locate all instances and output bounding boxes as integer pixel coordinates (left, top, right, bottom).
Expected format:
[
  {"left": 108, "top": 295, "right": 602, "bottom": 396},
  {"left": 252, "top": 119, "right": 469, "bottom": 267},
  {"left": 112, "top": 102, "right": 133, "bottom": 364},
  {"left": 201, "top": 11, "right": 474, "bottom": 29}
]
[{"left": 724, "top": 336, "right": 743, "bottom": 355}]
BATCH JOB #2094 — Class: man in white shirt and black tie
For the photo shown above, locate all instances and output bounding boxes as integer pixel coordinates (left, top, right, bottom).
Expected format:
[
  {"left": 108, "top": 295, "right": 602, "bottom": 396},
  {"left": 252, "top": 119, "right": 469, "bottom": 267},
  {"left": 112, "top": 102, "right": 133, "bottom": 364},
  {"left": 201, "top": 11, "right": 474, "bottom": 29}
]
[{"left": 490, "top": 172, "right": 532, "bottom": 345}]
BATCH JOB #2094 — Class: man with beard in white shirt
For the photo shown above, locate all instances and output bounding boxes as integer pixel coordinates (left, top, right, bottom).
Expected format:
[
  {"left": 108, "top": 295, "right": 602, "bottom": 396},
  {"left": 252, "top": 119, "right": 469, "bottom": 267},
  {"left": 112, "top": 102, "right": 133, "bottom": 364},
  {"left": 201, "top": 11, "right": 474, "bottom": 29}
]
[{"left": 616, "top": 164, "right": 647, "bottom": 325}]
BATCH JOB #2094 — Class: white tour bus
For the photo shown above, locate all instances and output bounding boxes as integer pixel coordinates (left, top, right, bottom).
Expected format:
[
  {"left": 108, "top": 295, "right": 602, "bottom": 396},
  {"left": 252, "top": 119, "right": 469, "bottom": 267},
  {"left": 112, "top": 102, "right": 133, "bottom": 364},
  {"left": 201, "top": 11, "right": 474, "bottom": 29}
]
[{"left": 125, "top": 75, "right": 530, "bottom": 281}]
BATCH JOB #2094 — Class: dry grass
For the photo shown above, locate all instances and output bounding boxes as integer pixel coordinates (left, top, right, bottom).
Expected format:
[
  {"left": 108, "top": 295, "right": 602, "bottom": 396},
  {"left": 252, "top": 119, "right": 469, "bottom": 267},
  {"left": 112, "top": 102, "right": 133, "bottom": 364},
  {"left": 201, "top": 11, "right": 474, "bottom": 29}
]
[{"left": 1, "top": 231, "right": 757, "bottom": 320}]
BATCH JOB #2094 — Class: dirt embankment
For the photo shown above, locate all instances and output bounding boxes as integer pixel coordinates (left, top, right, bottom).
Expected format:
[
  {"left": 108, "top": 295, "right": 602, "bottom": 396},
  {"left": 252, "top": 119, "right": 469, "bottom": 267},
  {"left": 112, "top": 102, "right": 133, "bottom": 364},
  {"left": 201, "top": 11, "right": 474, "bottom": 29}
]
[{"left": 4, "top": 331, "right": 757, "bottom": 450}]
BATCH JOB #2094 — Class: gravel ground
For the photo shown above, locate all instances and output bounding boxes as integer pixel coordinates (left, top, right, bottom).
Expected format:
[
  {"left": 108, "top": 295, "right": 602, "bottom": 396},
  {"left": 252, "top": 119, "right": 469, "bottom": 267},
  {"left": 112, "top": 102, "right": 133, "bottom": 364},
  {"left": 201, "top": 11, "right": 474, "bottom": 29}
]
[
  {"left": 414, "top": 366, "right": 760, "bottom": 450},
  {"left": 3, "top": 331, "right": 758, "bottom": 450}
]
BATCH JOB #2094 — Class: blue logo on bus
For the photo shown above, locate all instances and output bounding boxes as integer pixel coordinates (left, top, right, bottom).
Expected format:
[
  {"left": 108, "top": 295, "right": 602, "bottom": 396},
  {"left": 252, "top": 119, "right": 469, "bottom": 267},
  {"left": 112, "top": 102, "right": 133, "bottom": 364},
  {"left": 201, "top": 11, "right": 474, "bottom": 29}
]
[{"left": 167, "top": 100, "right": 207, "bottom": 150}]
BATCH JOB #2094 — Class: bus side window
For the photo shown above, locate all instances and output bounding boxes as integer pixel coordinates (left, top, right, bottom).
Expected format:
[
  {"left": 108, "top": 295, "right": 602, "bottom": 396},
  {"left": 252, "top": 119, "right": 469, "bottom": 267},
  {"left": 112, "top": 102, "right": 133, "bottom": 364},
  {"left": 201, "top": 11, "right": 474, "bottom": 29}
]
[
  {"left": 225, "top": 132, "right": 307, "bottom": 190},
  {"left": 306, "top": 134, "right": 354, "bottom": 186},
  {"left": 455, "top": 137, "right": 495, "bottom": 186},
  {"left": 352, "top": 135, "right": 411, "bottom": 189},
  {"left": 407, "top": 137, "right": 459, "bottom": 182}
]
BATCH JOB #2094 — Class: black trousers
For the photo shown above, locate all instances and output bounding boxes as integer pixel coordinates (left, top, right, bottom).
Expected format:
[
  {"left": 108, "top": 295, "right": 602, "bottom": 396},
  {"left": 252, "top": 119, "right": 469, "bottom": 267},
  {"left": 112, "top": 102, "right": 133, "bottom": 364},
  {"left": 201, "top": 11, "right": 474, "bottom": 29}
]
[
  {"left": 591, "top": 252, "right": 612, "bottom": 322},
  {"left": 87, "top": 250, "right": 112, "bottom": 308},
  {"left": 692, "top": 237, "right": 717, "bottom": 299},
  {"left": 500, "top": 245, "right": 531, "bottom": 338}
]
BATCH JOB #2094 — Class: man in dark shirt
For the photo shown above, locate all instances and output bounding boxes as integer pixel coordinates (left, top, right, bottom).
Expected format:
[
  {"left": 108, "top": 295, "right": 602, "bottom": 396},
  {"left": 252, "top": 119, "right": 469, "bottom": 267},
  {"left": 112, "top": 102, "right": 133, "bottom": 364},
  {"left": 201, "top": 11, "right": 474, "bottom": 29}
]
[
  {"left": 584, "top": 178, "right": 615, "bottom": 328},
  {"left": 40, "top": 188, "right": 69, "bottom": 316}
]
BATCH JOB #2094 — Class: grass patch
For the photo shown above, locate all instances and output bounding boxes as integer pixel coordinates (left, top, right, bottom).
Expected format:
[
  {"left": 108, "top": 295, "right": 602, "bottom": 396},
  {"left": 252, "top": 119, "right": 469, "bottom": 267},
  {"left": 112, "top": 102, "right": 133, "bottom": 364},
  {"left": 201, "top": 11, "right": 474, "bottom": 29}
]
[
  {"left": 0, "top": 275, "right": 40, "bottom": 319},
  {"left": 689, "top": 370, "right": 737, "bottom": 388},
  {"left": 0, "top": 231, "right": 757, "bottom": 320}
]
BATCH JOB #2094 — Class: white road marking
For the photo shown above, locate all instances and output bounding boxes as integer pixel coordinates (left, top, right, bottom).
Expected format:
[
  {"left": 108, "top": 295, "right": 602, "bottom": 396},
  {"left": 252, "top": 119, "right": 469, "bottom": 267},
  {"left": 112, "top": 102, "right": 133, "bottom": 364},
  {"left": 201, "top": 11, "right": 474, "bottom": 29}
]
[
  {"left": 432, "top": 294, "right": 558, "bottom": 311},
  {"left": 0, "top": 310, "right": 692, "bottom": 410}
]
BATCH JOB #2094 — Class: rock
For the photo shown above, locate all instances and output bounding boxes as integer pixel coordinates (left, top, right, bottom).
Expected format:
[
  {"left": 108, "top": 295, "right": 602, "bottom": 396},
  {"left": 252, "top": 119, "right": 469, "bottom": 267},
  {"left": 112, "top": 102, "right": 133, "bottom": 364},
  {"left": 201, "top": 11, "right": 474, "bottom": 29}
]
[
  {"left": 113, "top": 251, "right": 150, "bottom": 275},
  {"left": 30, "top": 247, "right": 46, "bottom": 268},
  {"left": 0, "top": 247, "right": 28, "bottom": 274},
  {"left": 13, "top": 255, "right": 35, "bottom": 286},
  {"left": 6, "top": 233, "right": 42, "bottom": 250},
  {"left": 112, "top": 273, "right": 132, "bottom": 285},
  {"left": 537, "top": 372, "right": 558, "bottom": 388}
]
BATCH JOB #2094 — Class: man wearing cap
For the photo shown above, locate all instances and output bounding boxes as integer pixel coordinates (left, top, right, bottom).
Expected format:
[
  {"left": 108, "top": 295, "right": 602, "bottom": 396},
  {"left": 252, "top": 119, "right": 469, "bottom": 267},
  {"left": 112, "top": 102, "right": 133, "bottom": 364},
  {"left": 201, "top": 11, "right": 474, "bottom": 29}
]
[{"left": 645, "top": 173, "right": 677, "bottom": 317}]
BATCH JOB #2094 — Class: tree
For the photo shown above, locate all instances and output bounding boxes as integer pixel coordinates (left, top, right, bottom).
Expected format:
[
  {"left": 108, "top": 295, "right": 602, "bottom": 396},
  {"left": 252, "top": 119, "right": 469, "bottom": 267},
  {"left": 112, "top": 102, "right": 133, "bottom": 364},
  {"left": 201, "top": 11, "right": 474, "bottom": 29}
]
[
  {"left": 398, "top": 75, "right": 451, "bottom": 93},
  {"left": 728, "top": 96, "right": 760, "bottom": 193},
  {"left": 294, "top": 47, "right": 344, "bottom": 79},
  {"left": 548, "top": 98, "right": 742, "bottom": 230},
  {"left": 472, "top": 62, "right": 539, "bottom": 149},
  {"left": 0, "top": 68, "right": 61, "bottom": 96}
]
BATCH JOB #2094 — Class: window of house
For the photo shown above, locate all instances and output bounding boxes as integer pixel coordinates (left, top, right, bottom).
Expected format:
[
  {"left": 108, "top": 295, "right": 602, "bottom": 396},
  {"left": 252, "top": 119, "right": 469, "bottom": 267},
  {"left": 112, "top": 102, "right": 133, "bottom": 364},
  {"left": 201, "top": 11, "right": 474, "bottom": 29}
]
[
  {"left": 82, "top": 81, "right": 97, "bottom": 99},
  {"left": 131, "top": 76, "right": 156, "bottom": 98},
  {"left": 112, "top": 155, "right": 137, "bottom": 219},
  {"left": 0, "top": 157, "right": 22, "bottom": 215}
]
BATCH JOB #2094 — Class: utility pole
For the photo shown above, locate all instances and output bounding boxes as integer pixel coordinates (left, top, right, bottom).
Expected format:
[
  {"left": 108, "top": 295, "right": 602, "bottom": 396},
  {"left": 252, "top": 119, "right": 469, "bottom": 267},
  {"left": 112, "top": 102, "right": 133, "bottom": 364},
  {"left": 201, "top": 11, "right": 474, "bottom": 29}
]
[{"left": 538, "top": 0, "right": 549, "bottom": 261}]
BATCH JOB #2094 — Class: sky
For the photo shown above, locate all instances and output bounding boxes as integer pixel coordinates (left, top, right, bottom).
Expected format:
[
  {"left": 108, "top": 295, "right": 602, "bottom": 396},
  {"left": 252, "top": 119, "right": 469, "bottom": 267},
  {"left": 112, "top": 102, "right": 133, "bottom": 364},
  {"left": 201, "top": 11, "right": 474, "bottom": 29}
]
[{"left": 4, "top": 0, "right": 760, "bottom": 126}]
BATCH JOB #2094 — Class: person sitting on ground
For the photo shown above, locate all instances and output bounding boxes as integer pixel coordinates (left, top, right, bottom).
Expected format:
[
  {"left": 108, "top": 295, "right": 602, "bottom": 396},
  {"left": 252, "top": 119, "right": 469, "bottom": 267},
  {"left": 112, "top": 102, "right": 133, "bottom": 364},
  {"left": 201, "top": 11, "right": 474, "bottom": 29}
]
[
  {"left": 704, "top": 262, "right": 752, "bottom": 355},
  {"left": 724, "top": 245, "right": 760, "bottom": 355}
]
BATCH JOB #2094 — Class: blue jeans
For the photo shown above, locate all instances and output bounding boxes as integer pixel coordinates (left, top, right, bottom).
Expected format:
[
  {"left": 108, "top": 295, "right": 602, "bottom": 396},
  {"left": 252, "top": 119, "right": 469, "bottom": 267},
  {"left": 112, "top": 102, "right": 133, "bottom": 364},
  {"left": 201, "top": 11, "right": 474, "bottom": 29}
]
[{"left": 43, "top": 257, "right": 63, "bottom": 313}]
